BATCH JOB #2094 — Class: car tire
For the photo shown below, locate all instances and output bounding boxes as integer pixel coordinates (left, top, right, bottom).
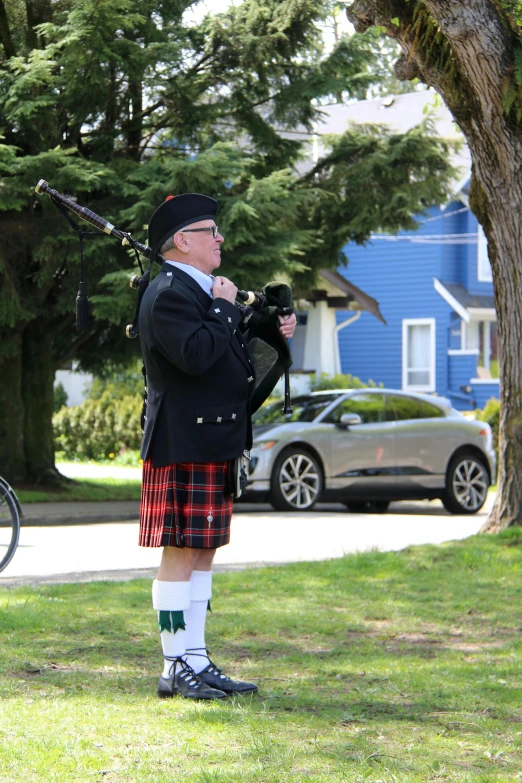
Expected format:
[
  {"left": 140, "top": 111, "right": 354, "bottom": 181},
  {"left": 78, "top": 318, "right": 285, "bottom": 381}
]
[
  {"left": 269, "top": 448, "right": 323, "bottom": 511},
  {"left": 344, "top": 500, "right": 390, "bottom": 514},
  {"left": 441, "top": 453, "right": 490, "bottom": 514}
]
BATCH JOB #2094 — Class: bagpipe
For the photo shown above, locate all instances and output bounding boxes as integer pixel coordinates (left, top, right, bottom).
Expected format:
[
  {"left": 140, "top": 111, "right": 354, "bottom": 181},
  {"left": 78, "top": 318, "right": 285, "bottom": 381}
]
[{"left": 34, "top": 180, "right": 293, "bottom": 414}]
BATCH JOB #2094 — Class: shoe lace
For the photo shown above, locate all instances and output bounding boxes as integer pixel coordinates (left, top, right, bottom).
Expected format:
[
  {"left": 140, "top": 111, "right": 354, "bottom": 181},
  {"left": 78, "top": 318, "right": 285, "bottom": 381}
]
[
  {"left": 165, "top": 656, "right": 201, "bottom": 688},
  {"left": 186, "top": 647, "right": 229, "bottom": 681}
]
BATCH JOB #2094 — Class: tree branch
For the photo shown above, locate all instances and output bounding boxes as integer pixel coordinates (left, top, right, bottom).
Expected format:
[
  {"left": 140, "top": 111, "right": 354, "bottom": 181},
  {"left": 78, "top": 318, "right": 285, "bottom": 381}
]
[{"left": 54, "top": 325, "right": 99, "bottom": 368}]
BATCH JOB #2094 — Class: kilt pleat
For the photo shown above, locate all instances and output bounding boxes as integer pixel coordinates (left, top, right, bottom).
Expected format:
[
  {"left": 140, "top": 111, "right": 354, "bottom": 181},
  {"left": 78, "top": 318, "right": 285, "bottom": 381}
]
[{"left": 139, "top": 459, "right": 233, "bottom": 549}]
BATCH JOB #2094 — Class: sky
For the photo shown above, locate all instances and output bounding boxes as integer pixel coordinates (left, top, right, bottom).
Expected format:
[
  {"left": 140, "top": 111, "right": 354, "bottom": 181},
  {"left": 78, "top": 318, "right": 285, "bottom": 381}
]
[{"left": 183, "top": 0, "right": 355, "bottom": 50}]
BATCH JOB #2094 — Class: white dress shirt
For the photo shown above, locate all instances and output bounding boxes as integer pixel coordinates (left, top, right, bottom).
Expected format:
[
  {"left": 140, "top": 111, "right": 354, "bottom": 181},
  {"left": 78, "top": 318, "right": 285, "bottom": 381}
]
[{"left": 165, "top": 260, "right": 214, "bottom": 298}]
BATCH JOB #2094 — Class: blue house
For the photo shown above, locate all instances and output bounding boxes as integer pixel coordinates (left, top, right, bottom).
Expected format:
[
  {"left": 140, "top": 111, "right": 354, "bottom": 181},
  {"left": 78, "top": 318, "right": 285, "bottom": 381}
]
[
  {"left": 288, "top": 91, "right": 499, "bottom": 411},
  {"left": 335, "top": 199, "right": 498, "bottom": 410}
]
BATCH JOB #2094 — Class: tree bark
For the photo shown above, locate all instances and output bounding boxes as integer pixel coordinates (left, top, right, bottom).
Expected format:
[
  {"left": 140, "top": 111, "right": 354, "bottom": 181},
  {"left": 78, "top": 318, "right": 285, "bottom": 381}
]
[
  {"left": 21, "top": 322, "right": 60, "bottom": 485},
  {"left": 127, "top": 78, "right": 143, "bottom": 160},
  {"left": 0, "top": 334, "right": 25, "bottom": 483},
  {"left": 347, "top": 0, "right": 522, "bottom": 529}
]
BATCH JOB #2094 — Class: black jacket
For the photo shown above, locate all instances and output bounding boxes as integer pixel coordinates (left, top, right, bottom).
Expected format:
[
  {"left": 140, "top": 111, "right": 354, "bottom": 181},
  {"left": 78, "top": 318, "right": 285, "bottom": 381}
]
[{"left": 139, "top": 262, "right": 256, "bottom": 467}]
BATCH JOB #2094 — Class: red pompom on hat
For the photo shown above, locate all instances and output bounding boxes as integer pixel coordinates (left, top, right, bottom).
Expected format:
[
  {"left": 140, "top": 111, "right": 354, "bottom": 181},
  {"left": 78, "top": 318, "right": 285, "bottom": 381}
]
[{"left": 165, "top": 195, "right": 175, "bottom": 201}]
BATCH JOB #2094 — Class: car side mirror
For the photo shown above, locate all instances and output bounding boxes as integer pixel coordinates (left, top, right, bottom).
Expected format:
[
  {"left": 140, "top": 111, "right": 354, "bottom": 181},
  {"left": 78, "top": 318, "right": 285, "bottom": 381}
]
[{"left": 338, "top": 413, "right": 362, "bottom": 428}]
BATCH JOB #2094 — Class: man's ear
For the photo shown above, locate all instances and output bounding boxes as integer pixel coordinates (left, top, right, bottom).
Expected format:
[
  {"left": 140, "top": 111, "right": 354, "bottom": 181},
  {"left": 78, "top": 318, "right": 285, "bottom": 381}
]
[{"left": 173, "top": 231, "right": 190, "bottom": 253}]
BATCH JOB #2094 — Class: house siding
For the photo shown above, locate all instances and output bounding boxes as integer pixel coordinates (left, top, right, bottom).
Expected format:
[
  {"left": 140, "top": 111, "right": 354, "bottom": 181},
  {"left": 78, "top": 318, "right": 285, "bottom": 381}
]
[
  {"left": 471, "top": 383, "right": 501, "bottom": 409},
  {"left": 439, "top": 201, "right": 468, "bottom": 286},
  {"left": 465, "top": 210, "right": 495, "bottom": 297},
  {"left": 334, "top": 202, "right": 499, "bottom": 410},
  {"left": 337, "top": 206, "right": 452, "bottom": 395}
]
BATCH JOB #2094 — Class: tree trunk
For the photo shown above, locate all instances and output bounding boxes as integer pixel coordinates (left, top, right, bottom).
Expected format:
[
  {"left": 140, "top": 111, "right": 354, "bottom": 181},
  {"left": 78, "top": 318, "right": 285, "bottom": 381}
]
[
  {"left": 347, "top": 0, "right": 522, "bottom": 529},
  {"left": 21, "top": 322, "right": 60, "bottom": 485},
  {"left": 0, "top": 333, "right": 25, "bottom": 483},
  {"left": 0, "top": 0, "right": 15, "bottom": 59}
]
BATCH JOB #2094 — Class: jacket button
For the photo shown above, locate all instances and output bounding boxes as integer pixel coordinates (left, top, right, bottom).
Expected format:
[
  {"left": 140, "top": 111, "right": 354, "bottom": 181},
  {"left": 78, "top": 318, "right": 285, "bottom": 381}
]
[{"left": 248, "top": 376, "right": 254, "bottom": 382}]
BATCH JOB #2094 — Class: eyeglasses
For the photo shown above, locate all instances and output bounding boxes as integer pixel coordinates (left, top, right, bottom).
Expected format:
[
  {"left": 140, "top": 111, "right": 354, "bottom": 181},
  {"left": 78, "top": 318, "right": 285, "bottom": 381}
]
[{"left": 181, "top": 226, "right": 220, "bottom": 238}]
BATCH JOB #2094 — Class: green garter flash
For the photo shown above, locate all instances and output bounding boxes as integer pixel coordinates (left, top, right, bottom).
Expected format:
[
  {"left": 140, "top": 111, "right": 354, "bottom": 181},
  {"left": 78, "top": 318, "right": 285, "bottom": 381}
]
[{"left": 158, "top": 610, "right": 186, "bottom": 634}]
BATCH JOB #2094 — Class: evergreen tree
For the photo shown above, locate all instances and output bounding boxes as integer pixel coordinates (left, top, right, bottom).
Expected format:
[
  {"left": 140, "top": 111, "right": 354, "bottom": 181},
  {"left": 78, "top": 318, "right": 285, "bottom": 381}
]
[{"left": 0, "top": 0, "right": 454, "bottom": 483}]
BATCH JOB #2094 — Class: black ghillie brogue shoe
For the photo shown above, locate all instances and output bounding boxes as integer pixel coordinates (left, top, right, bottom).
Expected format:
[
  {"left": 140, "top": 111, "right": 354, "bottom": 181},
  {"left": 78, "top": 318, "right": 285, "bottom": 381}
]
[
  {"left": 157, "top": 658, "right": 226, "bottom": 700},
  {"left": 187, "top": 650, "right": 258, "bottom": 695}
]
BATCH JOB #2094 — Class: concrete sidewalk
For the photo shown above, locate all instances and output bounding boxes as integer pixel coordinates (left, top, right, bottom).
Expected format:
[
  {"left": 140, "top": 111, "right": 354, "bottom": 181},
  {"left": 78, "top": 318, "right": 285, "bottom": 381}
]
[{"left": 2, "top": 495, "right": 492, "bottom": 587}]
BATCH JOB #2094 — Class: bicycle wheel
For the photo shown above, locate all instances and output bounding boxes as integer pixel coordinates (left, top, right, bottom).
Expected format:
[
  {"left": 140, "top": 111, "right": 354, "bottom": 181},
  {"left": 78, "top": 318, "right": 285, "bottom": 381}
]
[{"left": 0, "top": 481, "right": 20, "bottom": 573}]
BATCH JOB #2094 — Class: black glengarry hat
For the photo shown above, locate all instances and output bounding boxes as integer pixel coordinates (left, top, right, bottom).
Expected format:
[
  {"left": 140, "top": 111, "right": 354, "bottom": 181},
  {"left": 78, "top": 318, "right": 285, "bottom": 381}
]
[{"left": 148, "top": 193, "right": 218, "bottom": 261}]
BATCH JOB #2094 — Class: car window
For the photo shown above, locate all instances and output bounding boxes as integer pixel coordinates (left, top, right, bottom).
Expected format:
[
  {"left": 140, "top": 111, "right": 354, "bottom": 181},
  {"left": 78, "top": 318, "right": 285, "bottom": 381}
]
[
  {"left": 252, "top": 394, "right": 338, "bottom": 425},
  {"left": 322, "top": 393, "right": 386, "bottom": 424},
  {"left": 387, "top": 394, "right": 443, "bottom": 421}
]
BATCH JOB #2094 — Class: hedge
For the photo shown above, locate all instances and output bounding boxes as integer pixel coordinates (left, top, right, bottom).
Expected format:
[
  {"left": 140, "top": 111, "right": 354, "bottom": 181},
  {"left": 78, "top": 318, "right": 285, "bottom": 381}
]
[
  {"left": 476, "top": 397, "right": 500, "bottom": 458},
  {"left": 53, "top": 390, "right": 142, "bottom": 460}
]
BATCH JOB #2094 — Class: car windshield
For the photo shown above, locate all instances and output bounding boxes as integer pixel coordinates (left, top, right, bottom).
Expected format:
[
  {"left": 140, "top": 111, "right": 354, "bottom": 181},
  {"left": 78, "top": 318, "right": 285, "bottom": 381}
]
[{"left": 252, "top": 394, "right": 338, "bottom": 425}]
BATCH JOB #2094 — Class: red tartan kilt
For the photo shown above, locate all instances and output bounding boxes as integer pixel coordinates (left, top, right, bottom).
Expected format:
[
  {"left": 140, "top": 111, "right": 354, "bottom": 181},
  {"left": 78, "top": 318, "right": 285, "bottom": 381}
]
[{"left": 139, "top": 459, "right": 233, "bottom": 549}]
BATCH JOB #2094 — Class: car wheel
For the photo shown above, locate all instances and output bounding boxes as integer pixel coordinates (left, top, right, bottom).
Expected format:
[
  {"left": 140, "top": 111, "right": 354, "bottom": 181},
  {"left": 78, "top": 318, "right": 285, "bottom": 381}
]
[
  {"left": 269, "top": 448, "right": 323, "bottom": 511},
  {"left": 441, "top": 453, "right": 489, "bottom": 514},
  {"left": 344, "top": 500, "right": 390, "bottom": 514}
]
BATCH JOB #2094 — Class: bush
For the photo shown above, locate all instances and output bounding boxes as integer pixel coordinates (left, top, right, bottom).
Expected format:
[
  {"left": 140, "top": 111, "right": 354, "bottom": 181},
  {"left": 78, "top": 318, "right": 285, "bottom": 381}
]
[
  {"left": 476, "top": 397, "right": 500, "bottom": 457},
  {"left": 53, "top": 382, "right": 68, "bottom": 412},
  {"left": 310, "top": 372, "right": 380, "bottom": 391},
  {"left": 53, "top": 390, "right": 143, "bottom": 460}
]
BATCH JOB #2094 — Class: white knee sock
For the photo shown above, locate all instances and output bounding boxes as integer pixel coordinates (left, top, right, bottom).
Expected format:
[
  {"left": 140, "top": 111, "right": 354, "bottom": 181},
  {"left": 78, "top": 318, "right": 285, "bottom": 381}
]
[
  {"left": 152, "top": 579, "right": 191, "bottom": 678},
  {"left": 184, "top": 570, "right": 212, "bottom": 674}
]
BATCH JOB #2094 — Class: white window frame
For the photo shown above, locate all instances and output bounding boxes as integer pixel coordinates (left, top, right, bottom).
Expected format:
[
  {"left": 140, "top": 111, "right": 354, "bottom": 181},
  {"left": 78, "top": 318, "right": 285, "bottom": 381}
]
[
  {"left": 477, "top": 224, "right": 493, "bottom": 282},
  {"left": 402, "top": 318, "right": 436, "bottom": 392},
  {"left": 465, "top": 316, "right": 498, "bottom": 378}
]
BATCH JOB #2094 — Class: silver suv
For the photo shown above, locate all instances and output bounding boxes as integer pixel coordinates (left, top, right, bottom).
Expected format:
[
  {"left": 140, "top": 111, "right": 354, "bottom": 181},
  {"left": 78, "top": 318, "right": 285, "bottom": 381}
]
[{"left": 246, "top": 389, "right": 496, "bottom": 514}]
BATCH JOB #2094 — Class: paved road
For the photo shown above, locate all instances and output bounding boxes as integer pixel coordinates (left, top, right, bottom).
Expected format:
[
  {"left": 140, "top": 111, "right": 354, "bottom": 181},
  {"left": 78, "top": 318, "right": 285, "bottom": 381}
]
[{"left": 1, "top": 494, "right": 493, "bottom": 587}]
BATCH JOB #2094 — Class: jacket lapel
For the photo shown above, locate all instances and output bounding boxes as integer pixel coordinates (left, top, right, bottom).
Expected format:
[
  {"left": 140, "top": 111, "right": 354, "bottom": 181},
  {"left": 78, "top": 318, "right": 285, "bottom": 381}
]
[
  {"left": 162, "top": 262, "right": 254, "bottom": 375},
  {"left": 161, "top": 262, "right": 213, "bottom": 309}
]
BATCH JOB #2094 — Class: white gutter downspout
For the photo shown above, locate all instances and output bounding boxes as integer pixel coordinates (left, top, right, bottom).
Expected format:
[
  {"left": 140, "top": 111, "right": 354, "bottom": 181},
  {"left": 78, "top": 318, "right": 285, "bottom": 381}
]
[{"left": 333, "top": 311, "right": 361, "bottom": 375}]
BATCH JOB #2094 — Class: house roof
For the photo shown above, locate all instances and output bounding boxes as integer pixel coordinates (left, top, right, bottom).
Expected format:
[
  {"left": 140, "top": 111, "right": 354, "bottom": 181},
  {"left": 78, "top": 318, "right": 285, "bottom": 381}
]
[
  {"left": 443, "top": 283, "right": 495, "bottom": 310},
  {"left": 289, "top": 90, "right": 471, "bottom": 197},
  {"left": 319, "top": 269, "right": 387, "bottom": 324}
]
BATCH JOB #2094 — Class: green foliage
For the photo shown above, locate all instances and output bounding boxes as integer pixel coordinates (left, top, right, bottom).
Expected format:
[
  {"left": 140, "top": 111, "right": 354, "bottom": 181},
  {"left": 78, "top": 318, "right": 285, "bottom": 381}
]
[
  {"left": 53, "top": 390, "right": 142, "bottom": 460},
  {"left": 408, "top": 2, "right": 456, "bottom": 88},
  {"left": 53, "top": 382, "right": 68, "bottom": 413},
  {"left": 0, "top": 0, "right": 458, "bottom": 479},
  {"left": 53, "top": 361, "right": 145, "bottom": 459},
  {"left": 87, "top": 360, "right": 144, "bottom": 399},
  {"left": 310, "top": 371, "right": 379, "bottom": 390},
  {"left": 295, "top": 117, "right": 456, "bottom": 287},
  {"left": 0, "top": 0, "right": 458, "bottom": 358},
  {"left": 477, "top": 397, "right": 501, "bottom": 457}
]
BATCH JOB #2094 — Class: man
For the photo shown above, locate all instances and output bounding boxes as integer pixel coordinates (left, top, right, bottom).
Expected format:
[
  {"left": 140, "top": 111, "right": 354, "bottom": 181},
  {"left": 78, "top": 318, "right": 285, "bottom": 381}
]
[{"left": 138, "top": 193, "right": 296, "bottom": 700}]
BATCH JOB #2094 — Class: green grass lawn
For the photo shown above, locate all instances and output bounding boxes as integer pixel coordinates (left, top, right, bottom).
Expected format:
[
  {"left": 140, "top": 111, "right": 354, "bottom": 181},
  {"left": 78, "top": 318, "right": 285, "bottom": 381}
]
[
  {"left": 14, "top": 477, "right": 142, "bottom": 504},
  {"left": 1, "top": 530, "right": 521, "bottom": 781}
]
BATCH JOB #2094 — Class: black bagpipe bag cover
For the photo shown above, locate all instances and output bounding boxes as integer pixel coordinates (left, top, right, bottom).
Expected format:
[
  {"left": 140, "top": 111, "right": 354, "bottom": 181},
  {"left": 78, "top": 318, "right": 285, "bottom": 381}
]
[{"left": 242, "top": 282, "right": 293, "bottom": 413}]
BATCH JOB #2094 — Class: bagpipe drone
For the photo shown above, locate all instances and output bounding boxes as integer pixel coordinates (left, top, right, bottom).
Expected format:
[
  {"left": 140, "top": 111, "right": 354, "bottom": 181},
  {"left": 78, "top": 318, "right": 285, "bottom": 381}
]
[{"left": 34, "top": 180, "right": 293, "bottom": 414}]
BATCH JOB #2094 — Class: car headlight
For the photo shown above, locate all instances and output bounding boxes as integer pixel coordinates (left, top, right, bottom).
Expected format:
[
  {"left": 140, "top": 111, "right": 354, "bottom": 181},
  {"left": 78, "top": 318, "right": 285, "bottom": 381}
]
[{"left": 254, "top": 440, "right": 278, "bottom": 450}]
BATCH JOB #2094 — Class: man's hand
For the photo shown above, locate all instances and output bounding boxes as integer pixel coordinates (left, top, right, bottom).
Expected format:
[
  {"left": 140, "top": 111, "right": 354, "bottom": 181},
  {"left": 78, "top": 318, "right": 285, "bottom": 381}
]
[
  {"left": 212, "top": 276, "right": 238, "bottom": 304},
  {"left": 278, "top": 312, "right": 296, "bottom": 339}
]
